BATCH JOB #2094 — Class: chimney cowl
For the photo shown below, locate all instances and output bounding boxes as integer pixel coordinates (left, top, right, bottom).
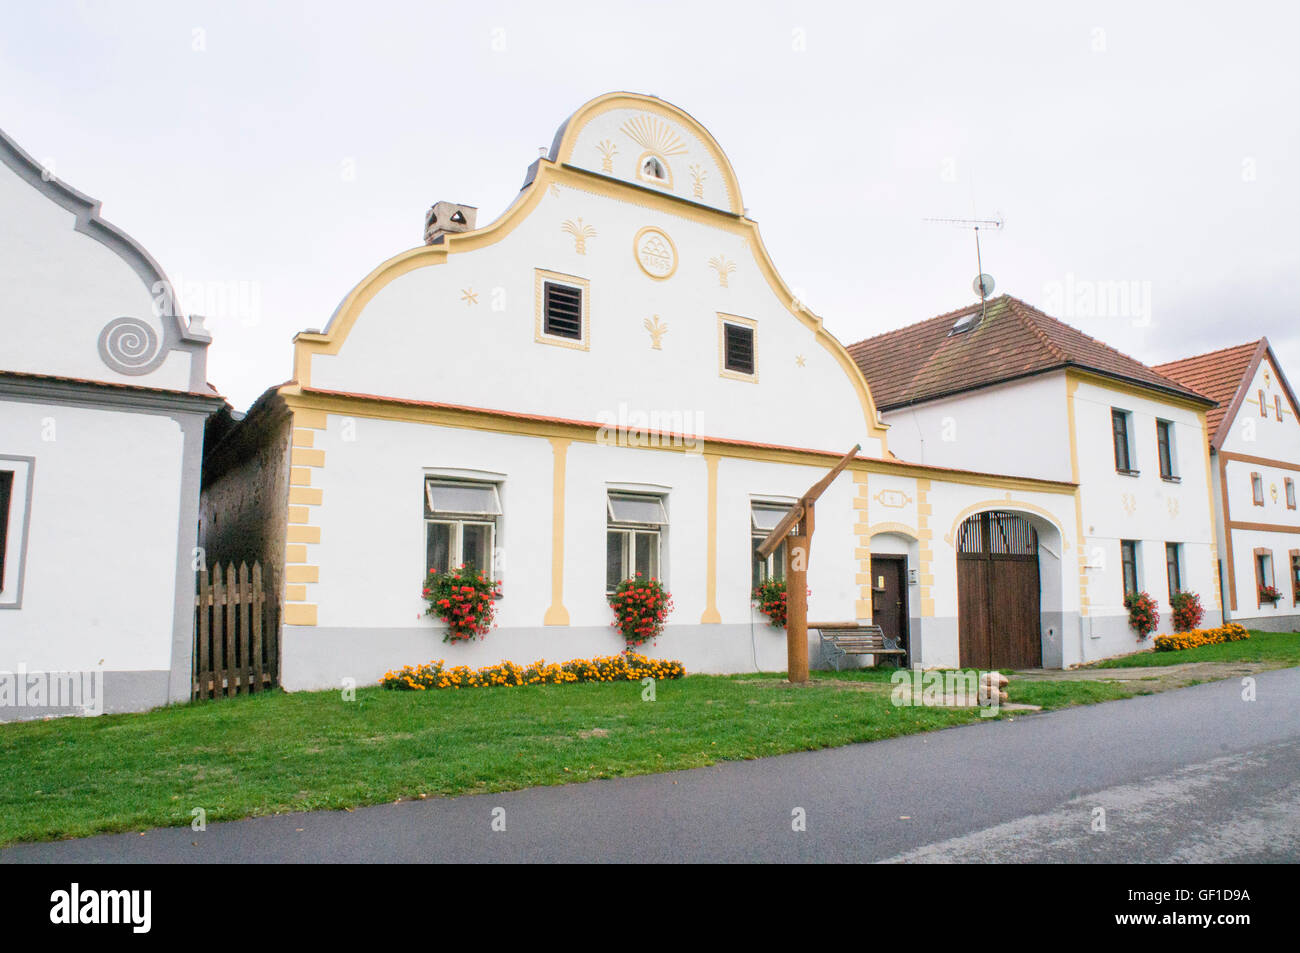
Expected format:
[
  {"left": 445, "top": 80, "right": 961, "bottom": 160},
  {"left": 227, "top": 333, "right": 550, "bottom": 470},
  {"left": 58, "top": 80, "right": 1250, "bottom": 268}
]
[{"left": 424, "top": 201, "right": 478, "bottom": 245}]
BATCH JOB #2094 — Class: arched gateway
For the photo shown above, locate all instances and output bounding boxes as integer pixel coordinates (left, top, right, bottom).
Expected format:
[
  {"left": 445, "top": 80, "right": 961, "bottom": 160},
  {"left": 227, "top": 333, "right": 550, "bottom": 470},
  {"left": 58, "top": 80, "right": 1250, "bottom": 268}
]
[{"left": 956, "top": 511, "right": 1042, "bottom": 669}]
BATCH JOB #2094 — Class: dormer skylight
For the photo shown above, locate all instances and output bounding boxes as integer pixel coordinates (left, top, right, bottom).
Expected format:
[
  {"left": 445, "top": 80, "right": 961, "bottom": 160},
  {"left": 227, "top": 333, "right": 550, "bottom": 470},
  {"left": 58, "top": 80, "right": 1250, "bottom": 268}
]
[{"left": 949, "top": 312, "right": 980, "bottom": 336}]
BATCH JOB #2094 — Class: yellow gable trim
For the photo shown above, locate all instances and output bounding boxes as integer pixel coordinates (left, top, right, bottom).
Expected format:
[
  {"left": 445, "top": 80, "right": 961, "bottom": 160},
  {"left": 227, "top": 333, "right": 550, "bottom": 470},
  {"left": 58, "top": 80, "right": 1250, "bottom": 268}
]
[
  {"left": 1066, "top": 368, "right": 1214, "bottom": 413},
  {"left": 290, "top": 146, "right": 888, "bottom": 450},
  {"left": 551, "top": 92, "right": 746, "bottom": 216}
]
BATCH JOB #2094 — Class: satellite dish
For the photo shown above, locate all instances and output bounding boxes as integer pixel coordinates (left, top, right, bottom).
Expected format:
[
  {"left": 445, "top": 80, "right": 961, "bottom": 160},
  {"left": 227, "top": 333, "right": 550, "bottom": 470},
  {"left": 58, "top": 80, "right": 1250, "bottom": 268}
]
[{"left": 973, "top": 273, "right": 996, "bottom": 299}]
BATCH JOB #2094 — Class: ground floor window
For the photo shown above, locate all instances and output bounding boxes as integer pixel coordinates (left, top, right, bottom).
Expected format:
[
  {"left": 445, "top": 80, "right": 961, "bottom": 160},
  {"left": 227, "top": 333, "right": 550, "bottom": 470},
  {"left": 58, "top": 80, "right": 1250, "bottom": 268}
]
[
  {"left": 424, "top": 479, "right": 502, "bottom": 579},
  {"left": 1255, "top": 548, "right": 1275, "bottom": 606},
  {"left": 1165, "top": 542, "right": 1183, "bottom": 600},
  {"left": 751, "top": 501, "right": 792, "bottom": 587},
  {"left": 0, "top": 470, "right": 12, "bottom": 591},
  {"left": 1291, "top": 550, "right": 1300, "bottom": 605},
  {"left": 606, "top": 492, "right": 667, "bottom": 592},
  {"left": 1120, "top": 539, "right": 1139, "bottom": 597}
]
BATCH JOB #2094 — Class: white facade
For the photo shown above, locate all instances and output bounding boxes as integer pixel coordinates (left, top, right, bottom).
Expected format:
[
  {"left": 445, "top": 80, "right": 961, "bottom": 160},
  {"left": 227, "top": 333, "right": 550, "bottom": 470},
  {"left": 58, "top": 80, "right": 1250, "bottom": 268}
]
[
  {"left": 1214, "top": 349, "right": 1300, "bottom": 628},
  {"left": 880, "top": 368, "right": 1221, "bottom": 662},
  {"left": 202, "top": 93, "right": 1082, "bottom": 690},
  {"left": 0, "top": 128, "right": 220, "bottom": 718}
]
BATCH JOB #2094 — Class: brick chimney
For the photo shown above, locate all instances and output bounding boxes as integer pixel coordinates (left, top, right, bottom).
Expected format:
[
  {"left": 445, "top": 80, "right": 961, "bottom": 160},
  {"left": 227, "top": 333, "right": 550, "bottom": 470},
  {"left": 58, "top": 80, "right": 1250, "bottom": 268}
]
[{"left": 424, "top": 201, "right": 477, "bottom": 244}]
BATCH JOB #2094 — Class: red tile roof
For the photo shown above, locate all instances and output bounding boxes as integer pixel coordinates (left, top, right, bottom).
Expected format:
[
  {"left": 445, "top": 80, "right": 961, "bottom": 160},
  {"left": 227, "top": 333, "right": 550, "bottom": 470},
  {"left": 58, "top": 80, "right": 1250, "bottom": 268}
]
[
  {"left": 848, "top": 295, "right": 1214, "bottom": 410},
  {"left": 1152, "top": 339, "right": 1295, "bottom": 449}
]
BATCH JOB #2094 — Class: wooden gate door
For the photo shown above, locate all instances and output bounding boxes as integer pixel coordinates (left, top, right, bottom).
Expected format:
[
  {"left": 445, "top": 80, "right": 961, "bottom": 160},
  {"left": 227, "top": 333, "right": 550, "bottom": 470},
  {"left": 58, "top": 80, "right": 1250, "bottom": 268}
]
[
  {"left": 869, "top": 555, "right": 909, "bottom": 662},
  {"left": 956, "top": 512, "right": 1041, "bottom": 669}
]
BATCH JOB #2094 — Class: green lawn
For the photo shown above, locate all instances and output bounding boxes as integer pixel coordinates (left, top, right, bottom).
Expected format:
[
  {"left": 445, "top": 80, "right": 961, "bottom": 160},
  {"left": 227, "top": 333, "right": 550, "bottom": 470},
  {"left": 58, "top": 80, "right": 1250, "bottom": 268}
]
[
  {"left": 0, "top": 669, "right": 1136, "bottom": 846},
  {"left": 1087, "top": 629, "right": 1300, "bottom": 669}
]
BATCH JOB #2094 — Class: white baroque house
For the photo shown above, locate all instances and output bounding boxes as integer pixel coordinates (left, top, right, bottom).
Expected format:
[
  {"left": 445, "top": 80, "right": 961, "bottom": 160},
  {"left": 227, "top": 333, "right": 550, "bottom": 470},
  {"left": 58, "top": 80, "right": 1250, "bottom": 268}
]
[
  {"left": 0, "top": 127, "right": 222, "bottom": 718},
  {"left": 200, "top": 92, "right": 1086, "bottom": 690},
  {"left": 1157, "top": 338, "right": 1300, "bottom": 630}
]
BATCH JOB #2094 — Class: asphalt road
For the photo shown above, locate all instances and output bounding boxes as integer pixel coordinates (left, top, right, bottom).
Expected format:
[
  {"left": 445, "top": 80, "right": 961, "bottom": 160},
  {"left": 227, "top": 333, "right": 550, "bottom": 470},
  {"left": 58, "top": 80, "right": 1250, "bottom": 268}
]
[{"left": 4, "top": 667, "right": 1298, "bottom": 863}]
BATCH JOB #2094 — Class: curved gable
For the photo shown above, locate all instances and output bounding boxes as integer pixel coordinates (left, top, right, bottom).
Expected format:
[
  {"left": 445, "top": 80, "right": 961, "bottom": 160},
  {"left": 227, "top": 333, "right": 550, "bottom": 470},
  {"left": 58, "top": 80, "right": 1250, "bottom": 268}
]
[
  {"left": 291, "top": 93, "right": 887, "bottom": 455},
  {"left": 549, "top": 92, "right": 744, "bottom": 216},
  {"left": 0, "top": 127, "right": 211, "bottom": 393}
]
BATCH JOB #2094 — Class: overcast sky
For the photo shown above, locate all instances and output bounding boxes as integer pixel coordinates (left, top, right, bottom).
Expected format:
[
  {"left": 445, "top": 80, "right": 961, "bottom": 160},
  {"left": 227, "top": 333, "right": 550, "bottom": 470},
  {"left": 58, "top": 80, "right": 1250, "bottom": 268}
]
[{"left": 3, "top": 1, "right": 1297, "bottom": 410}]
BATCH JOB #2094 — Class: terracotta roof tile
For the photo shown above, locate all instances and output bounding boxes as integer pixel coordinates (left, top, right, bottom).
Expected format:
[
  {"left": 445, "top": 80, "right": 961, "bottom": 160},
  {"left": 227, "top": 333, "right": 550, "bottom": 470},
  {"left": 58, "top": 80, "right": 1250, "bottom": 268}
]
[
  {"left": 848, "top": 294, "right": 1214, "bottom": 410},
  {"left": 1153, "top": 340, "right": 1265, "bottom": 445}
]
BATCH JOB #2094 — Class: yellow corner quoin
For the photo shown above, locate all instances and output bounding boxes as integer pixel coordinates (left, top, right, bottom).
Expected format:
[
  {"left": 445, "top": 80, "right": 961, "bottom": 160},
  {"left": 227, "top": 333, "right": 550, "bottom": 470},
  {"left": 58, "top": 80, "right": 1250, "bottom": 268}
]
[
  {"left": 853, "top": 471, "right": 872, "bottom": 621},
  {"left": 291, "top": 447, "right": 326, "bottom": 467},
  {"left": 284, "top": 584, "right": 307, "bottom": 602},
  {"left": 284, "top": 604, "right": 318, "bottom": 626},
  {"left": 285, "top": 544, "right": 308, "bottom": 563},
  {"left": 293, "top": 409, "right": 329, "bottom": 430},
  {"left": 292, "top": 428, "right": 315, "bottom": 447},
  {"left": 287, "top": 525, "right": 322, "bottom": 544},
  {"left": 285, "top": 92, "right": 889, "bottom": 452},
  {"left": 916, "top": 479, "right": 935, "bottom": 618},
  {"left": 286, "top": 565, "right": 320, "bottom": 584},
  {"left": 289, "top": 486, "right": 323, "bottom": 505}
]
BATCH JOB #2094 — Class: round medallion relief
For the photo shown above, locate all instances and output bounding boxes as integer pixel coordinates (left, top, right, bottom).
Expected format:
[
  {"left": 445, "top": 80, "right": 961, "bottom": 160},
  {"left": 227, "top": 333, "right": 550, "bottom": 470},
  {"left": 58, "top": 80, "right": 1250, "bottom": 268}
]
[{"left": 633, "top": 226, "right": 677, "bottom": 280}]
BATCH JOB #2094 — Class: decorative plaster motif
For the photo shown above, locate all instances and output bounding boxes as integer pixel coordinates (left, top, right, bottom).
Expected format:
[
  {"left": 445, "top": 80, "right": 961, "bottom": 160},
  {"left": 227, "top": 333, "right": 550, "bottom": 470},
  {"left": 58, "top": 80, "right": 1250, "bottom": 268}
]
[
  {"left": 644, "top": 315, "right": 668, "bottom": 350},
  {"left": 596, "top": 139, "right": 618, "bottom": 173},
  {"left": 1121, "top": 493, "right": 1137, "bottom": 516},
  {"left": 1271, "top": 482, "right": 1280, "bottom": 503},
  {"left": 460, "top": 288, "right": 478, "bottom": 306},
  {"left": 622, "top": 114, "right": 688, "bottom": 189},
  {"left": 873, "top": 488, "right": 913, "bottom": 510},
  {"left": 795, "top": 355, "right": 806, "bottom": 367},
  {"left": 708, "top": 254, "right": 735, "bottom": 287},
  {"left": 689, "top": 163, "right": 707, "bottom": 199},
  {"left": 1168, "top": 497, "right": 1179, "bottom": 518},
  {"left": 633, "top": 226, "right": 677, "bottom": 280},
  {"left": 562, "top": 218, "right": 596, "bottom": 254},
  {"left": 98, "top": 317, "right": 164, "bottom": 375},
  {"left": 620, "top": 114, "right": 688, "bottom": 158}
]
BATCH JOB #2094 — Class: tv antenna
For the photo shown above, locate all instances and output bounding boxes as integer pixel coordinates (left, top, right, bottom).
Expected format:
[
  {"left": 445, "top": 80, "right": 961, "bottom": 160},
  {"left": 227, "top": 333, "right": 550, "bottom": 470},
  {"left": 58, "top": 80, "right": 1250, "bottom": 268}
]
[{"left": 924, "top": 215, "right": 1004, "bottom": 321}]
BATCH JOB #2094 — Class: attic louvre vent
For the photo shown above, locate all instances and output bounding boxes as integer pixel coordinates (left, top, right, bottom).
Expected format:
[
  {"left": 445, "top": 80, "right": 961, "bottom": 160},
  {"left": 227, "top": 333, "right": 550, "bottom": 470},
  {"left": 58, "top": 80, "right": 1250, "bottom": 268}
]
[
  {"left": 723, "top": 322, "right": 755, "bottom": 375},
  {"left": 949, "top": 312, "right": 980, "bottom": 336},
  {"left": 543, "top": 281, "right": 583, "bottom": 339}
]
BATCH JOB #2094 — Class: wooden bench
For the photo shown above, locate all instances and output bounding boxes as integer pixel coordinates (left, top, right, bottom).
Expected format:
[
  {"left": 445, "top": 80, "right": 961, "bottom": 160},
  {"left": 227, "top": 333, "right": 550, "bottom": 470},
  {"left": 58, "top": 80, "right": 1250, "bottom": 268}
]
[{"left": 812, "top": 622, "right": 907, "bottom": 670}]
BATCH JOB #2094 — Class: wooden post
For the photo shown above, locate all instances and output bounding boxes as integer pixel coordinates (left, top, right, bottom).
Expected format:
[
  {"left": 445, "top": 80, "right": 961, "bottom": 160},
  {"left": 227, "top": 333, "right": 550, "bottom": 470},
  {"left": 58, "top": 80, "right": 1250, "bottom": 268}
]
[
  {"left": 786, "top": 534, "right": 809, "bottom": 683},
  {"left": 786, "top": 500, "right": 815, "bottom": 684}
]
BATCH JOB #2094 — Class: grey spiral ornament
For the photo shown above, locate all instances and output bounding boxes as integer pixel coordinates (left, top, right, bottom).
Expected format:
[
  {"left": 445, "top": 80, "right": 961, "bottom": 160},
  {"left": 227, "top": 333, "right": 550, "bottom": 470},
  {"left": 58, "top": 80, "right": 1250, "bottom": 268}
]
[{"left": 98, "top": 317, "right": 164, "bottom": 375}]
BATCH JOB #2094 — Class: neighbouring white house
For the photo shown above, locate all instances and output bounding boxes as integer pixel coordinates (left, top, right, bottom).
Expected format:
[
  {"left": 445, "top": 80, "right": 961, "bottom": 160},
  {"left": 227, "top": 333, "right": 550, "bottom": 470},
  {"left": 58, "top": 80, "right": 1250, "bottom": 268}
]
[
  {"left": 0, "top": 127, "right": 223, "bottom": 719},
  {"left": 849, "top": 295, "right": 1223, "bottom": 663},
  {"left": 200, "top": 92, "right": 1084, "bottom": 691},
  {"left": 1156, "top": 339, "right": 1300, "bottom": 630}
]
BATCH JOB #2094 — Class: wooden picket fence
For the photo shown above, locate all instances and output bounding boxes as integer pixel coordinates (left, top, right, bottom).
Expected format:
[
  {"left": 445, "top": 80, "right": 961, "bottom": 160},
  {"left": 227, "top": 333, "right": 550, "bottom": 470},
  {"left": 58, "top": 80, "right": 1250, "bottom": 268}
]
[{"left": 193, "top": 561, "right": 279, "bottom": 699}]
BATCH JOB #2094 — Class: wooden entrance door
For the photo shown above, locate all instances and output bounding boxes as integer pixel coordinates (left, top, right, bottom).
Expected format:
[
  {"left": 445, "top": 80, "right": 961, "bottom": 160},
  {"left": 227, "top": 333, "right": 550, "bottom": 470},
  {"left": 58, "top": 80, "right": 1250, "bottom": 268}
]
[
  {"left": 956, "top": 512, "right": 1042, "bottom": 669},
  {"left": 870, "top": 555, "right": 909, "bottom": 661}
]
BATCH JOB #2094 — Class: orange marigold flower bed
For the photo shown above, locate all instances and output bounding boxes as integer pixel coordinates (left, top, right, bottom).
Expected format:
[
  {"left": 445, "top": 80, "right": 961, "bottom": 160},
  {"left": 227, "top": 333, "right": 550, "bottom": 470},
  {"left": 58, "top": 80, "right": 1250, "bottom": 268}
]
[
  {"left": 1153, "top": 622, "right": 1250, "bottom": 653},
  {"left": 380, "top": 653, "right": 686, "bottom": 690}
]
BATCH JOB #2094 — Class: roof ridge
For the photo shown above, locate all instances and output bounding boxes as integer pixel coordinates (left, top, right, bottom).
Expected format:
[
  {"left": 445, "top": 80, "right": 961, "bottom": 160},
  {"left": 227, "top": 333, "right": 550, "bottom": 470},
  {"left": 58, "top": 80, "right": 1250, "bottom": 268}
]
[
  {"left": 846, "top": 296, "right": 990, "bottom": 352},
  {"left": 1005, "top": 297, "right": 1069, "bottom": 364},
  {"left": 1007, "top": 296, "right": 1207, "bottom": 396},
  {"left": 1152, "top": 338, "right": 1265, "bottom": 370}
]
